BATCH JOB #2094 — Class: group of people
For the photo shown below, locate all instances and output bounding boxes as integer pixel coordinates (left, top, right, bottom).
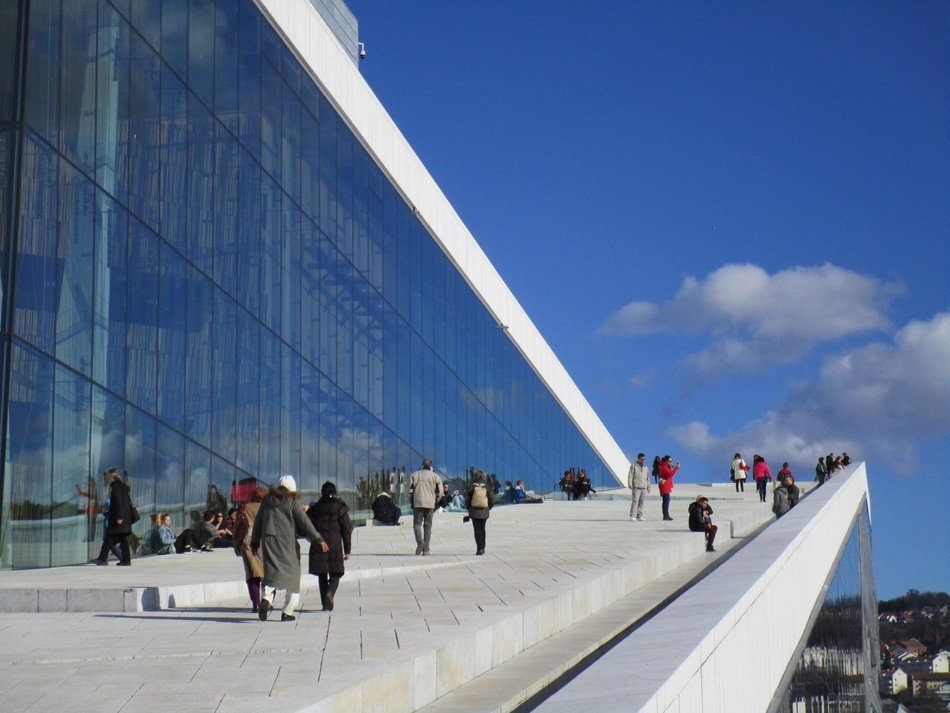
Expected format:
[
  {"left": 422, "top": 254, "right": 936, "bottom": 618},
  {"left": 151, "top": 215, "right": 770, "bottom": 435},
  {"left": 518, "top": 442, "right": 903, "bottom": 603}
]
[
  {"left": 558, "top": 469, "right": 596, "bottom": 500},
  {"left": 815, "top": 452, "right": 851, "bottom": 484}
]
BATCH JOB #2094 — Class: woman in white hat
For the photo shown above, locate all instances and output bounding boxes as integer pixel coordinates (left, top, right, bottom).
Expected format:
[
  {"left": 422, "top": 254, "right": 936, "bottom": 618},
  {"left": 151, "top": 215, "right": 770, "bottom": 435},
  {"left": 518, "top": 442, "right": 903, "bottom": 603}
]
[{"left": 251, "top": 475, "right": 328, "bottom": 621}]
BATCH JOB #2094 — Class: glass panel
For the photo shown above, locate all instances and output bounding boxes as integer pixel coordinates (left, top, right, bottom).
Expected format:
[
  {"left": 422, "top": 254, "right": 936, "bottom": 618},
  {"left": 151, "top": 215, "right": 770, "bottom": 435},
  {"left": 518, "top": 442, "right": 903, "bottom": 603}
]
[
  {"left": 128, "top": 31, "right": 161, "bottom": 231},
  {"left": 260, "top": 173, "right": 281, "bottom": 332},
  {"left": 23, "top": 0, "right": 61, "bottom": 146},
  {"left": 300, "top": 217, "right": 320, "bottom": 366},
  {"left": 124, "top": 403, "right": 156, "bottom": 550},
  {"left": 214, "top": 0, "right": 239, "bottom": 135},
  {"left": 183, "top": 438, "right": 210, "bottom": 530},
  {"left": 187, "top": 95, "right": 215, "bottom": 274},
  {"left": 280, "top": 344, "right": 301, "bottom": 487},
  {"left": 157, "top": 242, "right": 186, "bottom": 430},
  {"left": 0, "top": 2, "right": 20, "bottom": 121},
  {"left": 155, "top": 423, "right": 184, "bottom": 521},
  {"left": 212, "top": 290, "right": 237, "bottom": 462},
  {"left": 96, "top": 0, "right": 130, "bottom": 204},
  {"left": 260, "top": 59, "right": 280, "bottom": 182},
  {"left": 237, "top": 0, "right": 260, "bottom": 160},
  {"left": 51, "top": 369, "right": 91, "bottom": 567},
  {"left": 184, "top": 265, "right": 212, "bottom": 446},
  {"left": 236, "top": 147, "right": 261, "bottom": 317},
  {"left": 128, "top": 0, "right": 160, "bottom": 52},
  {"left": 2, "top": 346, "right": 54, "bottom": 568},
  {"left": 14, "top": 135, "right": 58, "bottom": 354},
  {"left": 281, "top": 195, "right": 301, "bottom": 351},
  {"left": 188, "top": 0, "right": 214, "bottom": 108},
  {"left": 213, "top": 123, "right": 239, "bottom": 294},
  {"left": 92, "top": 189, "right": 127, "bottom": 396},
  {"left": 160, "top": 65, "right": 188, "bottom": 255},
  {"left": 126, "top": 218, "right": 158, "bottom": 413},
  {"left": 258, "top": 329, "right": 281, "bottom": 482},
  {"left": 777, "top": 512, "right": 881, "bottom": 712},
  {"left": 235, "top": 309, "right": 260, "bottom": 475},
  {"left": 55, "top": 161, "right": 94, "bottom": 377},
  {"left": 0, "top": 131, "right": 9, "bottom": 321},
  {"left": 161, "top": 0, "right": 188, "bottom": 80},
  {"left": 59, "top": 0, "right": 96, "bottom": 177},
  {"left": 281, "top": 84, "right": 301, "bottom": 206}
]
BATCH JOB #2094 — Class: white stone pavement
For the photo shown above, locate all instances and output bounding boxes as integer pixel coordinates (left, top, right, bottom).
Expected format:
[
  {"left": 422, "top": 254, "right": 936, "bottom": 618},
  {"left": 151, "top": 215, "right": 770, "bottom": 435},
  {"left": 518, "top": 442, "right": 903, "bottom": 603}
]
[{"left": 0, "top": 484, "right": 784, "bottom": 713}]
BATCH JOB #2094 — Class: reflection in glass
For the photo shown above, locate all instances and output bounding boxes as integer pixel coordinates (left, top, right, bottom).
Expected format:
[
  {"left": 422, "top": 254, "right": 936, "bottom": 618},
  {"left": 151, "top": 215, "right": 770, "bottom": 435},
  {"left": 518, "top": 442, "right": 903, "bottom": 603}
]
[
  {"left": 3, "top": 0, "right": 619, "bottom": 568},
  {"left": 775, "top": 504, "right": 881, "bottom": 712}
]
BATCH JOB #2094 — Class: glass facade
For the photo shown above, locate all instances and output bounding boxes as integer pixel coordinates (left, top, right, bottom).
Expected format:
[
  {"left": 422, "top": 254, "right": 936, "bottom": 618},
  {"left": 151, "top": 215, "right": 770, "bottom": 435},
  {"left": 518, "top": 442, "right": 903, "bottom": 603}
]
[
  {"left": 0, "top": 0, "right": 613, "bottom": 569},
  {"left": 772, "top": 500, "right": 882, "bottom": 713}
]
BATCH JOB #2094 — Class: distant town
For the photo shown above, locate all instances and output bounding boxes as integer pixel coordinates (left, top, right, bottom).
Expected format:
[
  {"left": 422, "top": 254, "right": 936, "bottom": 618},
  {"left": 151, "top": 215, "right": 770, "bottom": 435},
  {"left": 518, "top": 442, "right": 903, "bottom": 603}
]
[{"left": 879, "top": 590, "right": 950, "bottom": 712}]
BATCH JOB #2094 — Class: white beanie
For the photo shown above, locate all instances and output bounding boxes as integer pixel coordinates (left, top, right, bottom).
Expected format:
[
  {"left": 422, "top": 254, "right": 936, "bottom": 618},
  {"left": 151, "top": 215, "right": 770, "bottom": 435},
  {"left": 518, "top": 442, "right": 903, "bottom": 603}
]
[{"left": 278, "top": 475, "right": 297, "bottom": 493}]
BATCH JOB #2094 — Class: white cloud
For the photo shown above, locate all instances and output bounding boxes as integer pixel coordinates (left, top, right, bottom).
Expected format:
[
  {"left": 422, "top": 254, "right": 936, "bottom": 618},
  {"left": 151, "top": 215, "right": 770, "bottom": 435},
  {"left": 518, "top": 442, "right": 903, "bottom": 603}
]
[
  {"left": 601, "top": 263, "right": 903, "bottom": 374},
  {"left": 667, "top": 312, "right": 950, "bottom": 475}
]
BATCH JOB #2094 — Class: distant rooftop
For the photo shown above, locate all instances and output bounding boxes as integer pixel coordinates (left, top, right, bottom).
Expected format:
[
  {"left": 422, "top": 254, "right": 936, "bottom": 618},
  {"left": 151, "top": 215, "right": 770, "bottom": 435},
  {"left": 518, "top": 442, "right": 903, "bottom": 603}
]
[{"left": 307, "top": 0, "right": 360, "bottom": 64}]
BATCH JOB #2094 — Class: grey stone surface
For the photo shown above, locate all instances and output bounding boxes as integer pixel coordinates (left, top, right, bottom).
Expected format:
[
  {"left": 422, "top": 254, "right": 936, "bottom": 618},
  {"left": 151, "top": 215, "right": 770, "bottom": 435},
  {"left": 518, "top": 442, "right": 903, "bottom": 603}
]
[{"left": 0, "top": 485, "right": 776, "bottom": 713}]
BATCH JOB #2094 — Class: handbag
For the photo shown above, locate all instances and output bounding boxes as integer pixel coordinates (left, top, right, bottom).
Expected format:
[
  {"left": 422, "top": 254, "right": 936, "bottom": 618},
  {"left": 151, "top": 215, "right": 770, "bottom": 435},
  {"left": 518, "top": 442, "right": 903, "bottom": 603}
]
[{"left": 130, "top": 504, "right": 141, "bottom": 524}]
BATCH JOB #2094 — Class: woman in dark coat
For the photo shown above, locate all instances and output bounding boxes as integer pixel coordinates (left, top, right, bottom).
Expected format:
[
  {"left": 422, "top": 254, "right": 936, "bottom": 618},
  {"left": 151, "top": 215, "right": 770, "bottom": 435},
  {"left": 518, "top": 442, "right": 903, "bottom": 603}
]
[
  {"left": 307, "top": 481, "right": 353, "bottom": 611},
  {"left": 465, "top": 470, "right": 494, "bottom": 555}
]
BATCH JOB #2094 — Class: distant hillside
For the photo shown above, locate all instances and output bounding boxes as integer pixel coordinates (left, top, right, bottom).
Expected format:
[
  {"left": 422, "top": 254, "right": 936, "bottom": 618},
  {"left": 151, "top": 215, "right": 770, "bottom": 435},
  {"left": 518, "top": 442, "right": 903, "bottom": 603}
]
[{"left": 879, "top": 589, "right": 950, "bottom": 612}]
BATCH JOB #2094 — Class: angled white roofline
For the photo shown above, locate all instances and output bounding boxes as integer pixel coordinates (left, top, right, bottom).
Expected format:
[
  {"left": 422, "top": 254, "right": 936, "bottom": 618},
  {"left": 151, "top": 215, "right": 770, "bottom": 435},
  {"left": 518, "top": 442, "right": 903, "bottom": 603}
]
[{"left": 256, "top": 0, "right": 629, "bottom": 485}]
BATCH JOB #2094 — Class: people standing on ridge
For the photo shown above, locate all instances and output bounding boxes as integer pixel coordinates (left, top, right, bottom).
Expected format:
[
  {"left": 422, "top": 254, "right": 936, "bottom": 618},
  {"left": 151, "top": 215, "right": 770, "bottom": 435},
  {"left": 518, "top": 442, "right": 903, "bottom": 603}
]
[
  {"left": 91, "top": 467, "right": 133, "bottom": 566},
  {"left": 731, "top": 452, "right": 749, "bottom": 493},
  {"left": 841, "top": 452, "right": 852, "bottom": 467},
  {"left": 409, "top": 458, "right": 443, "bottom": 556},
  {"left": 628, "top": 453, "right": 651, "bottom": 521},
  {"left": 776, "top": 463, "right": 793, "bottom": 492},
  {"left": 753, "top": 455, "right": 772, "bottom": 503},
  {"left": 465, "top": 470, "right": 494, "bottom": 555},
  {"left": 815, "top": 457, "right": 827, "bottom": 485},
  {"left": 251, "top": 475, "right": 328, "bottom": 622},
  {"left": 651, "top": 456, "right": 661, "bottom": 485},
  {"left": 307, "top": 481, "right": 353, "bottom": 612},
  {"left": 233, "top": 486, "right": 266, "bottom": 612},
  {"left": 658, "top": 455, "right": 679, "bottom": 521},
  {"left": 688, "top": 495, "right": 718, "bottom": 552}
]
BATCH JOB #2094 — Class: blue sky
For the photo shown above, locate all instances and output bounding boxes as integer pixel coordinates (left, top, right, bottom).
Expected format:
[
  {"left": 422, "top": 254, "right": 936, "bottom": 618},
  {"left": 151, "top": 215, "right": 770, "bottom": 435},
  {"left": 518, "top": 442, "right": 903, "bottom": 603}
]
[{"left": 346, "top": 1, "right": 949, "bottom": 599}]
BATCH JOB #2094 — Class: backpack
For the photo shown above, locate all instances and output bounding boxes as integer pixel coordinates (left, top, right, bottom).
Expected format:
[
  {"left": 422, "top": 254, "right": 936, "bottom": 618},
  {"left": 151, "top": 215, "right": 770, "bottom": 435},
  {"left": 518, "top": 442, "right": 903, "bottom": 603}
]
[
  {"left": 233, "top": 505, "right": 251, "bottom": 548},
  {"left": 772, "top": 488, "right": 790, "bottom": 516},
  {"left": 470, "top": 483, "right": 488, "bottom": 509}
]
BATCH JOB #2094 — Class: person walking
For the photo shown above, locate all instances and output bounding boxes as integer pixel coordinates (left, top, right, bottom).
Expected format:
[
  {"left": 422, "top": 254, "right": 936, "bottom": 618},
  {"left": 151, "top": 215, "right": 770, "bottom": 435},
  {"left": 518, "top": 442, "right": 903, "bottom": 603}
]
[
  {"left": 627, "top": 453, "right": 651, "bottom": 521},
  {"left": 731, "top": 452, "right": 749, "bottom": 493},
  {"left": 688, "top": 495, "right": 718, "bottom": 552},
  {"left": 251, "top": 475, "right": 327, "bottom": 622},
  {"left": 233, "top": 486, "right": 267, "bottom": 612},
  {"left": 464, "top": 470, "right": 494, "bottom": 555},
  {"left": 658, "top": 455, "right": 679, "bottom": 521},
  {"left": 307, "top": 481, "right": 353, "bottom": 612},
  {"left": 815, "top": 457, "right": 827, "bottom": 485},
  {"left": 409, "top": 458, "right": 443, "bottom": 556},
  {"left": 753, "top": 455, "right": 772, "bottom": 503},
  {"left": 91, "top": 467, "right": 133, "bottom": 566}
]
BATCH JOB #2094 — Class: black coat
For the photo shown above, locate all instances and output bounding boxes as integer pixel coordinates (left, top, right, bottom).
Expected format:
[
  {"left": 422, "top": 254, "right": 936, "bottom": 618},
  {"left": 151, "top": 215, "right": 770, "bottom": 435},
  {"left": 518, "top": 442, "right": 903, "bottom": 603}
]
[
  {"left": 107, "top": 479, "right": 133, "bottom": 535},
  {"left": 307, "top": 496, "right": 353, "bottom": 575},
  {"left": 688, "top": 501, "right": 713, "bottom": 532}
]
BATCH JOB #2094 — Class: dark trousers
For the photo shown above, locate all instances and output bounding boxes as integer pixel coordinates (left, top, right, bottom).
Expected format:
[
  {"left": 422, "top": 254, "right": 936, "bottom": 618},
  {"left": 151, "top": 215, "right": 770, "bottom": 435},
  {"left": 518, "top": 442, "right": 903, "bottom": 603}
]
[
  {"left": 471, "top": 517, "right": 487, "bottom": 552},
  {"left": 734, "top": 479, "right": 745, "bottom": 492},
  {"left": 97, "top": 533, "right": 130, "bottom": 564},
  {"left": 661, "top": 493, "right": 671, "bottom": 519},
  {"left": 756, "top": 479, "right": 768, "bottom": 502}
]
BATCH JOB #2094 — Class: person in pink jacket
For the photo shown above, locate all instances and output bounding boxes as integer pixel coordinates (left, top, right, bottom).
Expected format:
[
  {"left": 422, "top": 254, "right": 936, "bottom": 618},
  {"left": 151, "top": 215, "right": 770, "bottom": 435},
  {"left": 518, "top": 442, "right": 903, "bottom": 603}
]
[
  {"left": 657, "top": 455, "right": 680, "bottom": 521},
  {"left": 752, "top": 455, "right": 772, "bottom": 503}
]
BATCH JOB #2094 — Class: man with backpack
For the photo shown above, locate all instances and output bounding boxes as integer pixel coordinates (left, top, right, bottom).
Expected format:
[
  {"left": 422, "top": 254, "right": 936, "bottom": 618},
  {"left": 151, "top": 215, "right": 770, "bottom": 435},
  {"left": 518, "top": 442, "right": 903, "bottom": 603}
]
[{"left": 464, "top": 470, "right": 494, "bottom": 555}]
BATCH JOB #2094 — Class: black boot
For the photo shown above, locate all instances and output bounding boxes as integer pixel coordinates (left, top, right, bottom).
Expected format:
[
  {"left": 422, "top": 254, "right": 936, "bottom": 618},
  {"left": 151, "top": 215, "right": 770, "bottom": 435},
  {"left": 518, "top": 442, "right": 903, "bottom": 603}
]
[
  {"left": 318, "top": 574, "right": 329, "bottom": 610},
  {"left": 326, "top": 576, "right": 339, "bottom": 611}
]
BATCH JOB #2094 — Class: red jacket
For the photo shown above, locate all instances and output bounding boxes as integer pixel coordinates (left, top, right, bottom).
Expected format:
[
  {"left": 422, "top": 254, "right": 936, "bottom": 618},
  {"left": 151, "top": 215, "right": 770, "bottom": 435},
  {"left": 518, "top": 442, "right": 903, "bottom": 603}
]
[{"left": 657, "top": 461, "right": 679, "bottom": 495}]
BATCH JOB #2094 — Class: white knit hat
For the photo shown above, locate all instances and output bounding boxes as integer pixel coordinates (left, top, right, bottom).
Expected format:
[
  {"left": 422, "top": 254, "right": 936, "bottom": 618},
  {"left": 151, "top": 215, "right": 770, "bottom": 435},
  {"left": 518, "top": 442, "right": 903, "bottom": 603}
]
[{"left": 278, "top": 475, "right": 297, "bottom": 492}]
